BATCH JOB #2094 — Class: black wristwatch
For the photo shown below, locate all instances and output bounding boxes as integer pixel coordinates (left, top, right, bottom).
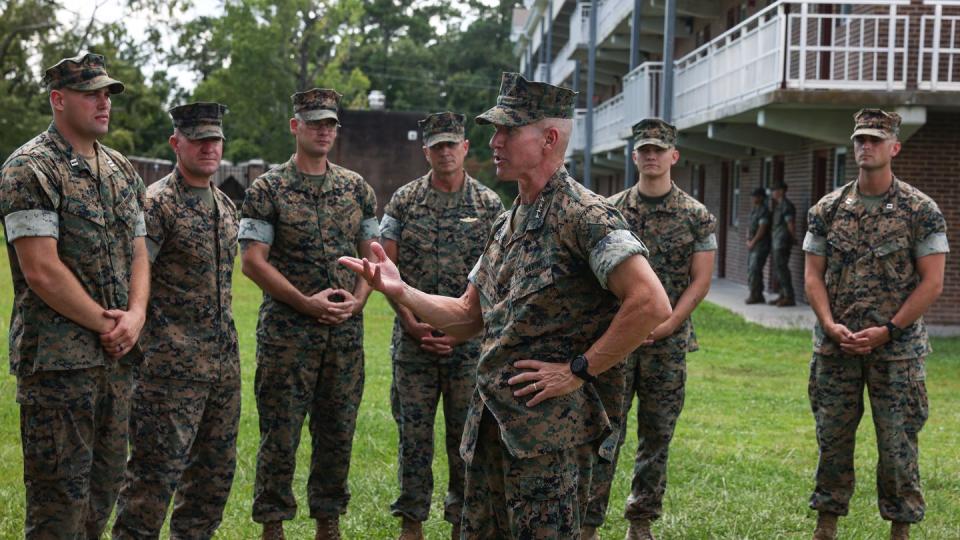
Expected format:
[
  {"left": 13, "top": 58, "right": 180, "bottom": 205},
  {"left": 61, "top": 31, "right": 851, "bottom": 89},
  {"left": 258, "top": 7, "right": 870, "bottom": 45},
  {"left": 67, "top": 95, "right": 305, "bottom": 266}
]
[
  {"left": 884, "top": 321, "right": 903, "bottom": 340},
  {"left": 570, "top": 354, "right": 597, "bottom": 384}
]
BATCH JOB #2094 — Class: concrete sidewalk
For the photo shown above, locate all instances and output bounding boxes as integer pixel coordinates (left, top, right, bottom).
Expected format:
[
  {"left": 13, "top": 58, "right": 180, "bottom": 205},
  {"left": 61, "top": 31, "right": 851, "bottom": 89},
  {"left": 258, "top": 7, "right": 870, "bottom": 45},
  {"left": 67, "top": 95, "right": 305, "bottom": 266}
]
[
  {"left": 705, "top": 278, "right": 960, "bottom": 337},
  {"left": 705, "top": 278, "right": 816, "bottom": 331}
]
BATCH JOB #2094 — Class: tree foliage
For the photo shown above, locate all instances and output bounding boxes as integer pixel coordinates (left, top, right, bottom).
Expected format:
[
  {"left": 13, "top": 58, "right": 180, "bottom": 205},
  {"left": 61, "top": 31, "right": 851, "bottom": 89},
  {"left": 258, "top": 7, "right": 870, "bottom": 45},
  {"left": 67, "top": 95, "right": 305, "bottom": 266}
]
[{"left": 3, "top": 0, "right": 522, "bottom": 188}]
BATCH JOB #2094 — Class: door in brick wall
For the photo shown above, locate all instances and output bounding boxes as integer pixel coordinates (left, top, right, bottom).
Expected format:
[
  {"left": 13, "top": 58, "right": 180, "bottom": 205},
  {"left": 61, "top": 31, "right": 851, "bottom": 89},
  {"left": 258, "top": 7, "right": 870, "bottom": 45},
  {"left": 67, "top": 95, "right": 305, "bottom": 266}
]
[{"left": 719, "top": 162, "right": 730, "bottom": 278}]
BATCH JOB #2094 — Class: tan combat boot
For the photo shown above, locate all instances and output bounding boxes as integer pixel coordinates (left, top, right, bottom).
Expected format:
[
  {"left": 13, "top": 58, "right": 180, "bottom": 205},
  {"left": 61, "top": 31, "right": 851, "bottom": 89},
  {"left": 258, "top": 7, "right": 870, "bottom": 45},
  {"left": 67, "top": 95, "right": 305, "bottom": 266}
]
[
  {"left": 261, "top": 521, "right": 285, "bottom": 540},
  {"left": 398, "top": 517, "right": 425, "bottom": 540},
  {"left": 813, "top": 512, "right": 838, "bottom": 540},
  {"left": 891, "top": 521, "right": 910, "bottom": 540},
  {"left": 315, "top": 516, "right": 341, "bottom": 540},
  {"left": 625, "top": 519, "right": 655, "bottom": 540},
  {"left": 581, "top": 524, "right": 600, "bottom": 540}
]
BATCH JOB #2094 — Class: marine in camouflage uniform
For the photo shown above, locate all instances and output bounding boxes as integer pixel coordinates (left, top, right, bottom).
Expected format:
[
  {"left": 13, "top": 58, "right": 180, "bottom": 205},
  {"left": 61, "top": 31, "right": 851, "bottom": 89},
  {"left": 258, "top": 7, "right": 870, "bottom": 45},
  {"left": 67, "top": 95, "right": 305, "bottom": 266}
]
[
  {"left": 113, "top": 102, "right": 240, "bottom": 540},
  {"left": 239, "top": 88, "right": 379, "bottom": 539},
  {"left": 0, "top": 53, "right": 149, "bottom": 538},
  {"left": 339, "top": 73, "right": 671, "bottom": 540},
  {"left": 746, "top": 187, "right": 771, "bottom": 304},
  {"left": 770, "top": 181, "right": 797, "bottom": 306},
  {"left": 379, "top": 112, "right": 504, "bottom": 538},
  {"left": 585, "top": 119, "right": 717, "bottom": 540},
  {"left": 802, "top": 109, "right": 949, "bottom": 540}
]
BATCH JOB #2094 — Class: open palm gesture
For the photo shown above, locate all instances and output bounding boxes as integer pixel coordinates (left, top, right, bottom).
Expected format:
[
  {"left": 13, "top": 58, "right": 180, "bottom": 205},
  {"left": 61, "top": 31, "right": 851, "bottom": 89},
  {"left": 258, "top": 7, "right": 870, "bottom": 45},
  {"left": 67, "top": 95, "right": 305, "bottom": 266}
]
[{"left": 338, "top": 242, "right": 405, "bottom": 298}]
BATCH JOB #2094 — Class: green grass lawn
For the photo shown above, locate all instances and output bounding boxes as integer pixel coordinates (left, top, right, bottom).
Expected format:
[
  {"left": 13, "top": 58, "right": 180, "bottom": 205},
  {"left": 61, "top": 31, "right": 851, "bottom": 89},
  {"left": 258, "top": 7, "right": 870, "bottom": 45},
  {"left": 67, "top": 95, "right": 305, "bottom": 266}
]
[{"left": 0, "top": 252, "right": 958, "bottom": 539}]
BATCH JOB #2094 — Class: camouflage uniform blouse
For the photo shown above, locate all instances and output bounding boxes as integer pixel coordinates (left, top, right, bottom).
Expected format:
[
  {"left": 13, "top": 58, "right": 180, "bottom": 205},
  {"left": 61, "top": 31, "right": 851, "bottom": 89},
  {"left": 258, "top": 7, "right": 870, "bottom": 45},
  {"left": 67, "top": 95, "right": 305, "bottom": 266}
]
[
  {"left": 461, "top": 167, "right": 648, "bottom": 463},
  {"left": 0, "top": 123, "right": 146, "bottom": 377},
  {"left": 238, "top": 157, "right": 379, "bottom": 347},
  {"left": 748, "top": 202, "right": 772, "bottom": 251},
  {"left": 803, "top": 179, "right": 949, "bottom": 360},
  {"left": 772, "top": 196, "right": 796, "bottom": 249},
  {"left": 609, "top": 184, "right": 717, "bottom": 354},
  {"left": 380, "top": 172, "right": 504, "bottom": 364},
  {"left": 141, "top": 169, "right": 240, "bottom": 382}
]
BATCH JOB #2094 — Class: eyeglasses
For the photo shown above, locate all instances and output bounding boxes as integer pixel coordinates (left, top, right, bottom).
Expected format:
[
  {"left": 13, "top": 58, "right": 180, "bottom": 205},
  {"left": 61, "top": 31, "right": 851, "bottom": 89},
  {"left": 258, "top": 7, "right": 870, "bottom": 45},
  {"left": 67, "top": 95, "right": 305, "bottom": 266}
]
[{"left": 301, "top": 120, "right": 340, "bottom": 132}]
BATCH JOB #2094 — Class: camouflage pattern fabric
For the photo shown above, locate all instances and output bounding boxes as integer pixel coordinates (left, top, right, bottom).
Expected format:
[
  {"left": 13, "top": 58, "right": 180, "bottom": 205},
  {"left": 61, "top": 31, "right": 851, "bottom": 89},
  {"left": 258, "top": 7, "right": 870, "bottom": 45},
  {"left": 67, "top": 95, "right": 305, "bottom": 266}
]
[
  {"left": 169, "top": 102, "right": 228, "bottom": 140},
  {"left": 239, "top": 156, "right": 378, "bottom": 348},
  {"left": 252, "top": 337, "right": 364, "bottom": 522},
  {"left": 112, "top": 169, "right": 241, "bottom": 539},
  {"left": 292, "top": 88, "right": 341, "bottom": 122},
  {"left": 803, "top": 177, "right": 947, "bottom": 525},
  {"left": 851, "top": 108, "right": 902, "bottom": 140},
  {"left": 808, "top": 353, "right": 928, "bottom": 522},
  {"left": 607, "top": 184, "right": 717, "bottom": 355},
  {"left": 1, "top": 123, "right": 146, "bottom": 377},
  {"left": 631, "top": 118, "right": 677, "bottom": 149},
  {"left": 804, "top": 179, "right": 948, "bottom": 360},
  {"left": 747, "top": 202, "right": 772, "bottom": 298},
  {"left": 585, "top": 350, "right": 686, "bottom": 526},
  {"left": 138, "top": 169, "right": 240, "bottom": 383},
  {"left": 771, "top": 196, "right": 796, "bottom": 299},
  {"left": 17, "top": 364, "right": 133, "bottom": 539},
  {"left": 0, "top": 122, "right": 145, "bottom": 538},
  {"left": 464, "top": 166, "right": 647, "bottom": 464},
  {"left": 43, "top": 51, "right": 124, "bottom": 93},
  {"left": 586, "top": 184, "right": 713, "bottom": 527},
  {"left": 460, "top": 409, "right": 594, "bottom": 539},
  {"left": 381, "top": 172, "right": 503, "bottom": 524},
  {"left": 390, "top": 360, "right": 476, "bottom": 525},
  {"left": 771, "top": 195, "right": 796, "bottom": 250},
  {"left": 475, "top": 72, "right": 576, "bottom": 127},
  {"left": 382, "top": 172, "right": 504, "bottom": 365},
  {"left": 113, "top": 377, "right": 240, "bottom": 539},
  {"left": 419, "top": 111, "right": 466, "bottom": 148},
  {"left": 460, "top": 166, "right": 647, "bottom": 535}
]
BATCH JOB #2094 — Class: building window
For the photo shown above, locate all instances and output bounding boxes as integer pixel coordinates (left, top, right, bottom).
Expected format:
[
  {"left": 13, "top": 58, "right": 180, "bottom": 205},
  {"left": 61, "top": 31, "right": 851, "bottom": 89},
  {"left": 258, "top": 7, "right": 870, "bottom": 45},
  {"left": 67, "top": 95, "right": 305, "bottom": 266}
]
[
  {"left": 731, "top": 160, "right": 741, "bottom": 226},
  {"left": 833, "top": 147, "right": 848, "bottom": 190},
  {"left": 761, "top": 156, "right": 774, "bottom": 189}
]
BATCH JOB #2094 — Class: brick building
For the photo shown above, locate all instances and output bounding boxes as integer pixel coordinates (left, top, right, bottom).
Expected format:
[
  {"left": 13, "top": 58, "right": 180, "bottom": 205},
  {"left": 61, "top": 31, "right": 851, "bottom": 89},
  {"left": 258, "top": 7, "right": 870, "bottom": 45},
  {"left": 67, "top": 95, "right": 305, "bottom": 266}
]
[{"left": 514, "top": 0, "right": 958, "bottom": 327}]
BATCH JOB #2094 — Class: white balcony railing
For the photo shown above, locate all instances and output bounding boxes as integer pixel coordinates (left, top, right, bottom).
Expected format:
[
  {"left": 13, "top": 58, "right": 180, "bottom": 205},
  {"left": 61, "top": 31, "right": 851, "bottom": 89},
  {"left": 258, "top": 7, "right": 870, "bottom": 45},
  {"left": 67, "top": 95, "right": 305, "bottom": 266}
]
[
  {"left": 674, "top": 0, "right": 911, "bottom": 125},
  {"left": 534, "top": 63, "right": 550, "bottom": 82},
  {"left": 568, "top": 108, "right": 588, "bottom": 158},
  {"left": 919, "top": 2, "right": 960, "bottom": 90},
  {"left": 623, "top": 62, "right": 663, "bottom": 125},
  {"left": 593, "top": 92, "right": 626, "bottom": 152}
]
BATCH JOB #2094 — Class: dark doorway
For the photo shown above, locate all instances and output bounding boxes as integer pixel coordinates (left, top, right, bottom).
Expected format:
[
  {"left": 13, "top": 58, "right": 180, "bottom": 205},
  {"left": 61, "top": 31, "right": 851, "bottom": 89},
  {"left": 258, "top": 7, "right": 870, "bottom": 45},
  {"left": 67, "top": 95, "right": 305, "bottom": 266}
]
[
  {"left": 719, "top": 162, "right": 730, "bottom": 277},
  {"left": 813, "top": 149, "right": 829, "bottom": 203}
]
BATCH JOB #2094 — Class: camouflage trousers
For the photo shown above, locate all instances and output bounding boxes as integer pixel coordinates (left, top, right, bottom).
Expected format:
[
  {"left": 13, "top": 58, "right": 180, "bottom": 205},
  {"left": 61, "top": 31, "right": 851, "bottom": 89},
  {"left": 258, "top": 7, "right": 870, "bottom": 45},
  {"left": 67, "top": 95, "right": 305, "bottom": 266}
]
[
  {"left": 808, "top": 354, "right": 928, "bottom": 523},
  {"left": 390, "top": 349, "right": 477, "bottom": 524},
  {"left": 585, "top": 350, "right": 687, "bottom": 526},
  {"left": 460, "top": 408, "right": 593, "bottom": 539},
  {"left": 17, "top": 362, "right": 133, "bottom": 539},
  {"left": 112, "top": 376, "right": 241, "bottom": 539},
  {"left": 771, "top": 247, "right": 794, "bottom": 299},
  {"left": 747, "top": 246, "right": 770, "bottom": 298},
  {"left": 252, "top": 325, "right": 364, "bottom": 523}
]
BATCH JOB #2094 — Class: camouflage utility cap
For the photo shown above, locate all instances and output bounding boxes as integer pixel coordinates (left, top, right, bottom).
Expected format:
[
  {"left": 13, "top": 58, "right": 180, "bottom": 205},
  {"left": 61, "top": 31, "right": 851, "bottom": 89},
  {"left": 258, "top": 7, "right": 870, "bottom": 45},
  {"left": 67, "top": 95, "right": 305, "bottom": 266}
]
[
  {"left": 169, "top": 102, "right": 228, "bottom": 140},
  {"left": 476, "top": 72, "right": 576, "bottom": 127},
  {"left": 632, "top": 118, "right": 677, "bottom": 149},
  {"left": 292, "top": 88, "right": 342, "bottom": 122},
  {"left": 43, "top": 52, "right": 124, "bottom": 94},
  {"left": 419, "top": 112, "right": 465, "bottom": 147},
  {"left": 851, "top": 108, "right": 901, "bottom": 140}
]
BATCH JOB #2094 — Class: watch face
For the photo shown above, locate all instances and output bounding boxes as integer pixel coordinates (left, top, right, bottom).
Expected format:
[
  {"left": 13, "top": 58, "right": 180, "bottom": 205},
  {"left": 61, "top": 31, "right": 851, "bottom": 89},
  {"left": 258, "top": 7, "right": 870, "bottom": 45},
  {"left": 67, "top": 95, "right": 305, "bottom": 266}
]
[{"left": 572, "top": 356, "right": 586, "bottom": 373}]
